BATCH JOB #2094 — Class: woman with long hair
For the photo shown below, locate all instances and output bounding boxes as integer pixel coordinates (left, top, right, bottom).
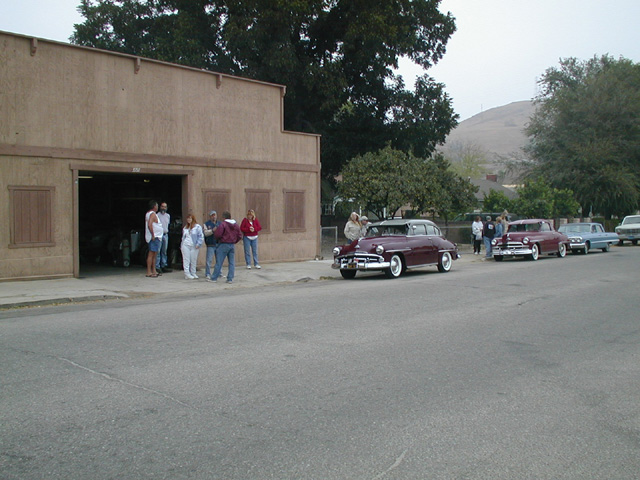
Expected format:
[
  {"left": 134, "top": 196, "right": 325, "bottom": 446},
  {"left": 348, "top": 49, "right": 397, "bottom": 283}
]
[
  {"left": 180, "top": 213, "right": 204, "bottom": 279},
  {"left": 344, "top": 212, "right": 362, "bottom": 242},
  {"left": 240, "top": 209, "right": 262, "bottom": 269}
]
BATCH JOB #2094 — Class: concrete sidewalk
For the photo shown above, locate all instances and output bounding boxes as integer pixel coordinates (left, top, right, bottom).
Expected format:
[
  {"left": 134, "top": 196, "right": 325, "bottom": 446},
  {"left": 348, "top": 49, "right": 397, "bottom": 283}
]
[{"left": 0, "top": 246, "right": 479, "bottom": 309}]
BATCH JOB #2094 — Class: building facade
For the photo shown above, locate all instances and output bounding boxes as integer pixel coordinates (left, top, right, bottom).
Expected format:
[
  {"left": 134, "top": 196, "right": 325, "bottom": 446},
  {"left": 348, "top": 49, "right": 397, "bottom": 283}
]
[{"left": 0, "top": 31, "right": 321, "bottom": 280}]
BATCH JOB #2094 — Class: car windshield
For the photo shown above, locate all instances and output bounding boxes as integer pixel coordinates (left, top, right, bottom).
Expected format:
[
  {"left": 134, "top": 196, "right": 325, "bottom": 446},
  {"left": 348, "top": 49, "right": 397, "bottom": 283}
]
[
  {"left": 558, "top": 225, "right": 590, "bottom": 233},
  {"left": 622, "top": 216, "right": 640, "bottom": 225},
  {"left": 367, "top": 225, "right": 408, "bottom": 236},
  {"left": 508, "top": 223, "right": 541, "bottom": 233}
]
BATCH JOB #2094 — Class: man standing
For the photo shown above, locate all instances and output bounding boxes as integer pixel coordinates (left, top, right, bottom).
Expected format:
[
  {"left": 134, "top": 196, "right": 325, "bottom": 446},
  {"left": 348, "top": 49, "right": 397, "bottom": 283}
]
[
  {"left": 359, "top": 216, "right": 370, "bottom": 237},
  {"left": 482, "top": 215, "right": 495, "bottom": 259},
  {"left": 204, "top": 210, "right": 221, "bottom": 280},
  {"left": 145, "top": 200, "right": 163, "bottom": 277},
  {"left": 210, "top": 211, "right": 242, "bottom": 284},
  {"left": 156, "top": 201, "right": 172, "bottom": 273}
]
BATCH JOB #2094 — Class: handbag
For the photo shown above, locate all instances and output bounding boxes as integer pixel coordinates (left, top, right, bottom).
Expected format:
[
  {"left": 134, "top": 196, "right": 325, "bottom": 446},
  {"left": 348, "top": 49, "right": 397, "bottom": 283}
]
[{"left": 204, "top": 223, "right": 214, "bottom": 237}]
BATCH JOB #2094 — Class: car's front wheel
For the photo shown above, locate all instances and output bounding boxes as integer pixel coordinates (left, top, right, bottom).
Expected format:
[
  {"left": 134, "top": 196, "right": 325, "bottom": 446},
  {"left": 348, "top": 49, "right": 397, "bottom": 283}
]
[
  {"left": 437, "top": 251, "right": 452, "bottom": 272},
  {"left": 384, "top": 254, "right": 403, "bottom": 278},
  {"left": 582, "top": 242, "right": 589, "bottom": 255},
  {"left": 494, "top": 255, "right": 503, "bottom": 262},
  {"left": 340, "top": 269, "right": 356, "bottom": 279},
  {"left": 633, "top": 240, "right": 638, "bottom": 246},
  {"left": 557, "top": 243, "right": 567, "bottom": 258},
  {"left": 528, "top": 244, "right": 539, "bottom": 261}
]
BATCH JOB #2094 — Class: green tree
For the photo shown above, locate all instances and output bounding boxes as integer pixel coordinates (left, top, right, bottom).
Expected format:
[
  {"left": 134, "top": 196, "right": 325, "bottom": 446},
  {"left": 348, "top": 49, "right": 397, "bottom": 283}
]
[
  {"left": 338, "top": 147, "right": 476, "bottom": 222},
  {"left": 511, "top": 178, "right": 580, "bottom": 219},
  {"left": 483, "top": 189, "right": 513, "bottom": 214},
  {"left": 525, "top": 55, "right": 640, "bottom": 218},
  {"left": 418, "top": 154, "right": 477, "bottom": 224},
  {"left": 442, "top": 141, "right": 489, "bottom": 179},
  {"left": 72, "top": 0, "right": 458, "bottom": 178},
  {"left": 337, "top": 146, "right": 432, "bottom": 220},
  {"left": 512, "top": 178, "right": 555, "bottom": 219}
]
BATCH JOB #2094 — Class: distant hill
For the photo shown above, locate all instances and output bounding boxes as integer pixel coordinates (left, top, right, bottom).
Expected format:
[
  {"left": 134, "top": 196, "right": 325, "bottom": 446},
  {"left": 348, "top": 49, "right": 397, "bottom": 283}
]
[{"left": 440, "top": 100, "right": 535, "bottom": 176}]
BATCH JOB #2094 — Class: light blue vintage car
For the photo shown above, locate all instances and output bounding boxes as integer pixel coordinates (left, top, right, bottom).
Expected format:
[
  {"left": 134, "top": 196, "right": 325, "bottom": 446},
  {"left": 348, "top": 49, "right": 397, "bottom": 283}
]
[{"left": 557, "top": 222, "right": 619, "bottom": 254}]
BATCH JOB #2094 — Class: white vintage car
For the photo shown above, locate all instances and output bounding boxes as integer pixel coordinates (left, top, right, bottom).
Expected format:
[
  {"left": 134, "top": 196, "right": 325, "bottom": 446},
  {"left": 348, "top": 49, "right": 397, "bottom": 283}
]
[{"left": 615, "top": 215, "right": 640, "bottom": 245}]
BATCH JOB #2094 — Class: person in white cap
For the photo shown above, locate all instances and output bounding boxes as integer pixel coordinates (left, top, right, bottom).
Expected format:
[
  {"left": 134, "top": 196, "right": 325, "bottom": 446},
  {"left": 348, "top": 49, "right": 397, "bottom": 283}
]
[{"left": 359, "top": 216, "right": 370, "bottom": 237}]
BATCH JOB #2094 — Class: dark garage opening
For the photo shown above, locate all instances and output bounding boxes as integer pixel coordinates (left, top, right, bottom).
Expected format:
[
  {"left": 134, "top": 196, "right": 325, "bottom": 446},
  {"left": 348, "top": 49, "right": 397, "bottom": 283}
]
[{"left": 78, "top": 172, "right": 183, "bottom": 273}]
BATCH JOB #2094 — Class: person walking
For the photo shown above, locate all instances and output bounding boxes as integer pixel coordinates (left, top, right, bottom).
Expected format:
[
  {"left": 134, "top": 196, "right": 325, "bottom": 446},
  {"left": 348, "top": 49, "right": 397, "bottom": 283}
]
[
  {"left": 180, "top": 213, "right": 204, "bottom": 279},
  {"left": 471, "top": 215, "right": 484, "bottom": 255},
  {"left": 204, "top": 210, "right": 221, "bottom": 279},
  {"left": 210, "top": 211, "right": 242, "bottom": 284},
  {"left": 482, "top": 215, "right": 496, "bottom": 259},
  {"left": 145, "top": 200, "right": 163, "bottom": 277},
  {"left": 344, "top": 212, "right": 362, "bottom": 242},
  {"left": 155, "top": 201, "right": 172, "bottom": 273},
  {"left": 240, "top": 209, "right": 262, "bottom": 269}
]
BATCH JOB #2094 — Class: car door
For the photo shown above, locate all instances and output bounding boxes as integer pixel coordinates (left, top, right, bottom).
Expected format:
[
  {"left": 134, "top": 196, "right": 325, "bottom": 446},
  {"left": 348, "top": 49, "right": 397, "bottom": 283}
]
[
  {"left": 424, "top": 225, "right": 440, "bottom": 264},
  {"left": 407, "top": 223, "right": 429, "bottom": 266}
]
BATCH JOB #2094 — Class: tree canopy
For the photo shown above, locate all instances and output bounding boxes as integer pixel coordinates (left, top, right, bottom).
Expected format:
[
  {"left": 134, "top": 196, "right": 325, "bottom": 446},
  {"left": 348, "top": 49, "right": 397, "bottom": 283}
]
[
  {"left": 524, "top": 55, "right": 640, "bottom": 218},
  {"left": 72, "top": 0, "right": 458, "bottom": 178},
  {"left": 337, "top": 146, "right": 476, "bottom": 221}
]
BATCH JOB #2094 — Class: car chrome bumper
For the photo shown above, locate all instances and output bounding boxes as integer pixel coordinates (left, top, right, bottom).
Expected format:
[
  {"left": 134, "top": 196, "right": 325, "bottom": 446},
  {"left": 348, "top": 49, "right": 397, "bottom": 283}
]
[
  {"left": 492, "top": 246, "right": 533, "bottom": 256},
  {"left": 332, "top": 255, "right": 390, "bottom": 271}
]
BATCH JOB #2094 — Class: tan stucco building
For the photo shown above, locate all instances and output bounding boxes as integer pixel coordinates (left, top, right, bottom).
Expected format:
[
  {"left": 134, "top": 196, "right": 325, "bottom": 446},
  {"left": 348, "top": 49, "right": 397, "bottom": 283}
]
[{"left": 0, "top": 31, "right": 321, "bottom": 281}]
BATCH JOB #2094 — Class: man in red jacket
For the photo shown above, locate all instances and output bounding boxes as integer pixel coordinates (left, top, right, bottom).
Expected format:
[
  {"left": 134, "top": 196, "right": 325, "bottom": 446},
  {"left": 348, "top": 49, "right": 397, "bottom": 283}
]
[{"left": 209, "top": 211, "right": 242, "bottom": 284}]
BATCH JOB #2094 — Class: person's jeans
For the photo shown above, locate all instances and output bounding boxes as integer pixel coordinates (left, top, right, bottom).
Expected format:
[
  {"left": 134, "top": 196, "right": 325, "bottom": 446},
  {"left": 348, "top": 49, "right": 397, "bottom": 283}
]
[
  {"left": 483, "top": 237, "right": 493, "bottom": 257},
  {"left": 243, "top": 236, "right": 259, "bottom": 266},
  {"left": 212, "top": 243, "right": 235, "bottom": 281},
  {"left": 205, "top": 245, "right": 217, "bottom": 278},
  {"left": 156, "top": 233, "right": 169, "bottom": 268}
]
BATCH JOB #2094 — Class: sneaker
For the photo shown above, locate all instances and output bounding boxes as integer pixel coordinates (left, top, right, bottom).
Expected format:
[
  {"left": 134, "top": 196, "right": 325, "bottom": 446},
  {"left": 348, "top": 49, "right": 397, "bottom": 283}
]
[
  {"left": 226, "top": 280, "right": 233, "bottom": 284},
  {"left": 156, "top": 267, "right": 163, "bottom": 273},
  {"left": 185, "top": 275, "right": 194, "bottom": 280},
  {"left": 192, "top": 275, "right": 199, "bottom": 279},
  {"left": 163, "top": 267, "right": 173, "bottom": 273},
  {"left": 207, "top": 277, "right": 217, "bottom": 283},
  {"left": 246, "top": 265, "right": 252, "bottom": 269},
  {"left": 256, "top": 265, "right": 261, "bottom": 269}
]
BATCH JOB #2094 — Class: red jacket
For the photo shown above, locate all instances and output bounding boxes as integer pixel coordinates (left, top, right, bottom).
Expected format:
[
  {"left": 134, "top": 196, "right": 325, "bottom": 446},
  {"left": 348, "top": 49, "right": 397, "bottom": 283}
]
[
  {"left": 240, "top": 218, "right": 262, "bottom": 237},
  {"left": 214, "top": 220, "right": 242, "bottom": 244}
]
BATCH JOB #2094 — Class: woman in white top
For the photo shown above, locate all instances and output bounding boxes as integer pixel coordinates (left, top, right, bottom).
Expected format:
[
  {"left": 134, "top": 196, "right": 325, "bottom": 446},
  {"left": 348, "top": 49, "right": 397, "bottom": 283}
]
[
  {"left": 181, "top": 213, "right": 204, "bottom": 279},
  {"left": 344, "top": 212, "right": 362, "bottom": 242},
  {"left": 471, "top": 215, "right": 484, "bottom": 255}
]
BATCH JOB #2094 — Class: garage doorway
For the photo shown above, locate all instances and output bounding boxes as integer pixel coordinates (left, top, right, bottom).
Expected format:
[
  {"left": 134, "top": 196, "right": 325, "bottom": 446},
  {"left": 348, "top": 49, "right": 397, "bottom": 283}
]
[{"left": 73, "top": 167, "right": 191, "bottom": 277}]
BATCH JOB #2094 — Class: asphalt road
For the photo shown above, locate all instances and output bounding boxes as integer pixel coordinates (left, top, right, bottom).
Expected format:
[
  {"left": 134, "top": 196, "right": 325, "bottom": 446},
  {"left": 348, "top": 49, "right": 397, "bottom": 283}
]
[{"left": 1, "top": 247, "right": 639, "bottom": 479}]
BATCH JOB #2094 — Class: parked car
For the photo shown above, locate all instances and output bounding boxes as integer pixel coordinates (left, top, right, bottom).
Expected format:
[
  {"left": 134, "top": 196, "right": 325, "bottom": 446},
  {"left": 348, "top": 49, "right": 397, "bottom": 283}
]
[
  {"left": 615, "top": 215, "right": 640, "bottom": 245},
  {"left": 332, "top": 219, "right": 459, "bottom": 279},
  {"left": 492, "top": 219, "right": 569, "bottom": 261},
  {"left": 557, "top": 222, "right": 619, "bottom": 254}
]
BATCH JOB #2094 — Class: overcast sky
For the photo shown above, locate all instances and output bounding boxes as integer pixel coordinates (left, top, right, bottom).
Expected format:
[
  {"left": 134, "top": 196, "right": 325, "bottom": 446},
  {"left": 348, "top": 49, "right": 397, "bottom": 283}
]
[{"left": 2, "top": 0, "right": 640, "bottom": 120}]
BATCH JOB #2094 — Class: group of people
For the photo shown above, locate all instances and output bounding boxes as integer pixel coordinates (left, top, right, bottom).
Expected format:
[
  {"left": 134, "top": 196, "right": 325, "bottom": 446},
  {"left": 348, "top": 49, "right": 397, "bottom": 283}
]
[
  {"left": 343, "top": 212, "right": 370, "bottom": 242},
  {"left": 471, "top": 213, "right": 509, "bottom": 258},
  {"left": 145, "top": 200, "right": 262, "bottom": 283}
]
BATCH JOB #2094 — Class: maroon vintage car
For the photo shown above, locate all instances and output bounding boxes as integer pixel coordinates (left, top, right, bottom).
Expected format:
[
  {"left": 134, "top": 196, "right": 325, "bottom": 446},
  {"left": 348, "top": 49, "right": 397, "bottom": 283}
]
[
  {"left": 332, "top": 219, "right": 459, "bottom": 279},
  {"left": 492, "top": 219, "right": 570, "bottom": 261}
]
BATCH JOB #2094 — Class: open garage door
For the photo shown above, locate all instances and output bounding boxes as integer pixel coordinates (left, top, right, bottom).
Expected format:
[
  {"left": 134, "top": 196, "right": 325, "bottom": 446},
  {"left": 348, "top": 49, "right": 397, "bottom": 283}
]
[{"left": 77, "top": 171, "right": 184, "bottom": 275}]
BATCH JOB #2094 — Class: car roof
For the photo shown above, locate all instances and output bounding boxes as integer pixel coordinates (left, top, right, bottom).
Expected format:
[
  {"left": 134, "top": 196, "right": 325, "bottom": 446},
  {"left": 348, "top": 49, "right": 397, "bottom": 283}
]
[
  {"left": 371, "top": 219, "right": 436, "bottom": 227},
  {"left": 559, "top": 222, "right": 599, "bottom": 226},
  {"left": 509, "top": 219, "right": 548, "bottom": 225}
]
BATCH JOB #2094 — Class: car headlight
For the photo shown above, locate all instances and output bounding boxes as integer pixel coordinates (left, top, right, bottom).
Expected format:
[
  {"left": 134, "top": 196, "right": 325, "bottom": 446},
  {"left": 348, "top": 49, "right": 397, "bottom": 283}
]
[
  {"left": 491, "top": 238, "right": 498, "bottom": 245},
  {"left": 375, "top": 245, "right": 384, "bottom": 255},
  {"left": 333, "top": 247, "right": 341, "bottom": 256},
  {"left": 523, "top": 237, "right": 529, "bottom": 244},
  {"left": 573, "top": 236, "right": 583, "bottom": 242}
]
